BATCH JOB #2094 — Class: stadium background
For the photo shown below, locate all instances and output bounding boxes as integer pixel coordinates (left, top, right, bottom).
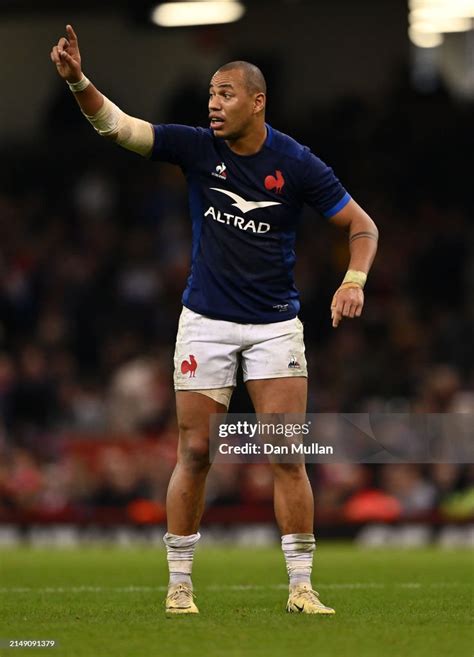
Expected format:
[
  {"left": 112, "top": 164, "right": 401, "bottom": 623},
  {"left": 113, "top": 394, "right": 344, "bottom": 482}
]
[
  {"left": 0, "top": 0, "right": 472, "bottom": 541},
  {"left": 0, "top": 3, "right": 473, "bottom": 656}
]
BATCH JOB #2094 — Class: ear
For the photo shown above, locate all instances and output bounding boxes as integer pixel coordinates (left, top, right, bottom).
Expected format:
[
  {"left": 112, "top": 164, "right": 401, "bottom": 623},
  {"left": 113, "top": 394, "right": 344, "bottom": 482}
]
[{"left": 253, "top": 92, "right": 266, "bottom": 115}]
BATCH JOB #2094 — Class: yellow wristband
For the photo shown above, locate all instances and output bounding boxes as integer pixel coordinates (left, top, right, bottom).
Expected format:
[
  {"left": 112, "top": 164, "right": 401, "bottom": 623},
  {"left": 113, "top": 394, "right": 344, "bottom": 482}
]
[{"left": 342, "top": 269, "right": 367, "bottom": 289}]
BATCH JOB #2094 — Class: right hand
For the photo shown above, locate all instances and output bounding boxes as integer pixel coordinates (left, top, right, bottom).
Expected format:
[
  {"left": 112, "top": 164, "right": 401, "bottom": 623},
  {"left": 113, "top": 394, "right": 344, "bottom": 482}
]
[{"left": 50, "top": 24, "right": 82, "bottom": 83}]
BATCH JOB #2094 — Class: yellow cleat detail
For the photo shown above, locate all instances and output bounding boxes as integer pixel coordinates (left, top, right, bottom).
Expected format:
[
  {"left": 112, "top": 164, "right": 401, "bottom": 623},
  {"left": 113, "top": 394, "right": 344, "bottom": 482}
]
[
  {"left": 286, "top": 584, "right": 335, "bottom": 615},
  {"left": 165, "top": 583, "right": 199, "bottom": 615}
]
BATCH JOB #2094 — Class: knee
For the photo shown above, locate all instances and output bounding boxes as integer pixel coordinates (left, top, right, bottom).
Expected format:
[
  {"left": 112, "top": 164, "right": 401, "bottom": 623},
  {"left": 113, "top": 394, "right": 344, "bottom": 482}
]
[
  {"left": 271, "top": 462, "right": 307, "bottom": 480},
  {"left": 177, "top": 427, "right": 210, "bottom": 473}
]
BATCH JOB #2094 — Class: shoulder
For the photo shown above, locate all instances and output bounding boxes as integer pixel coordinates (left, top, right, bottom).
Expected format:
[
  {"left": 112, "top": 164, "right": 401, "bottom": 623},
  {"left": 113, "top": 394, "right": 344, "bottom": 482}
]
[
  {"left": 265, "top": 125, "right": 311, "bottom": 164},
  {"left": 151, "top": 124, "right": 214, "bottom": 163},
  {"left": 153, "top": 124, "right": 213, "bottom": 141}
]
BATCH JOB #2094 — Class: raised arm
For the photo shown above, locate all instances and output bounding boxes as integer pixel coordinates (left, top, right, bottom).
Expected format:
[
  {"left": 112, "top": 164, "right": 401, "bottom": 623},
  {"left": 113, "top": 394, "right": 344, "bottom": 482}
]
[
  {"left": 50, "top": 24, "right": 154, "bottom": 157},
  {"left": 328, "top": 198, "right": 379, "bottom": 328}
]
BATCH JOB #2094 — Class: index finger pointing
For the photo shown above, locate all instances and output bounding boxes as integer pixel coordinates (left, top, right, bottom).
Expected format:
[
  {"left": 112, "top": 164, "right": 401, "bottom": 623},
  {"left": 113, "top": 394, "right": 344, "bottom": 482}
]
[{"left": 66, "top": 24, "right": 78, "bottom": 42}]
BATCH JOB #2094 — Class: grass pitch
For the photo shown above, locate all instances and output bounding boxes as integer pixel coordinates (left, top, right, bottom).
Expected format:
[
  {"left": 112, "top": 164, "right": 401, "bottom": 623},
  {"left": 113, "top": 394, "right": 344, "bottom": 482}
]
[{"left": 0, "top": 543, "right": 472, "bottom": 657}]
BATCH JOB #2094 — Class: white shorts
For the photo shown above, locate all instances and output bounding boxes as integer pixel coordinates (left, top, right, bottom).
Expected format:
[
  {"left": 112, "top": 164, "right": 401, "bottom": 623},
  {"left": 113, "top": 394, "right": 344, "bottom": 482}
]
[{"left": 173, "top": 306, "right": 307, "bottom": 391}]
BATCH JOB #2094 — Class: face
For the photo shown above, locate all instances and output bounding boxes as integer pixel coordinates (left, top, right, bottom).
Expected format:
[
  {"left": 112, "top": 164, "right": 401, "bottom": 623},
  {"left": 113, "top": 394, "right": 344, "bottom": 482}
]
[{"left": 208, "top": 68, "right": 264, "bottom": 140}]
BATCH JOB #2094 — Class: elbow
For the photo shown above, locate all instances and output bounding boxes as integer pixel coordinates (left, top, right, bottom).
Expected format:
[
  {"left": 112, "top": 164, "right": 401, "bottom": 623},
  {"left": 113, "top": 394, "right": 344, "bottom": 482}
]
[
  {"left": 368, "top": 216, "right": 379, "bottom": 240},
  {"left": 352, "top": 212, "right": 379, "bottom": 239}
]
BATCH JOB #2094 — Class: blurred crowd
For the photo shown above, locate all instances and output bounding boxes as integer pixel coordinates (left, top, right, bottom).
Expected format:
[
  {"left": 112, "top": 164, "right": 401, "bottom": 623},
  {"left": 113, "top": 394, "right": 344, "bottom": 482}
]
[
  {"left": 0, "top": 74, "right": 473, "bottom": 522},
  {"left": 1, "top": 442, "right": 473, "bottom": 523}
]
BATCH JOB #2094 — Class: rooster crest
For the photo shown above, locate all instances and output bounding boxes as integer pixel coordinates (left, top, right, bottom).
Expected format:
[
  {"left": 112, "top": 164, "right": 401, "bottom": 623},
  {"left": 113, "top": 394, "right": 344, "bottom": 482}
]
[
  {"left": 264, "top": 170, "right": 285, "bottom": 193},
  {"left": 181, "top": 355, "right": 198, "bottom": 377}
]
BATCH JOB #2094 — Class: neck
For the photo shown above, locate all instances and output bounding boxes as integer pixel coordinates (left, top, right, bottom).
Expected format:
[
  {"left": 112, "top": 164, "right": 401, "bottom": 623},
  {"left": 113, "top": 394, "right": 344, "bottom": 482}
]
[{"left": 226, "top": 122, "right": 267, "bottom": 156}]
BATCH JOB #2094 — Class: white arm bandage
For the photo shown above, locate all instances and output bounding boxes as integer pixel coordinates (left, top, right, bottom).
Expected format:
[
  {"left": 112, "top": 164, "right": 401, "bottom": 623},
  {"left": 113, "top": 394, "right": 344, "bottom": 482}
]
[{"left": 83, "top": 95, "right": 154, "bottom": 157}]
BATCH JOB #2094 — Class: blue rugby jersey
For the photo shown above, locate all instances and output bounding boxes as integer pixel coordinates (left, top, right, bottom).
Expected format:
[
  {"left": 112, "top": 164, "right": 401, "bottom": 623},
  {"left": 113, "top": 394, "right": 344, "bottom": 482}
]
[{"left": 151, "top": 123, "right": 350, "bottom": 324}]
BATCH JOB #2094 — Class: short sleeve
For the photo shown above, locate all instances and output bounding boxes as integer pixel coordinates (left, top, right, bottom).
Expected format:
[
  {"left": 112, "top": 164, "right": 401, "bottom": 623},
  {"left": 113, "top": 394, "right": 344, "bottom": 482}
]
[
  {"left": 302, "top": 149, "right": 351, "bottom": 218},
  {"left": 150, "top": 124, "right": 206, "bottom": 170}
]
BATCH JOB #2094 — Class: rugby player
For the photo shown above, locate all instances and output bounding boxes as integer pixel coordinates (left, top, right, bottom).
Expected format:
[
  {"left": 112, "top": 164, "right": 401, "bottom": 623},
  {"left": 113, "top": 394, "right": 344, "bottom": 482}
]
[{"left": 51, "top": 24, "right": 378, "bottom": 615}]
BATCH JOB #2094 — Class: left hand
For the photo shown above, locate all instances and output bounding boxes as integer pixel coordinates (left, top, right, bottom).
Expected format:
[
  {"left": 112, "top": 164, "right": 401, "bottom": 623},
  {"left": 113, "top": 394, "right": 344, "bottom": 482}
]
[{"left": 330, "top": 283, "right": 364, "bottom": 328}]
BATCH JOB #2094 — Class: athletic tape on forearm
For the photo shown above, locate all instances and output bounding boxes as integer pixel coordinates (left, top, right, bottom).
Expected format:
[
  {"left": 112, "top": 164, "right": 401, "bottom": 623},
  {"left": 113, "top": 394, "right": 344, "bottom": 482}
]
[
  {"left": 342, "top": 269, "right": 367, "bottom": 288},
  {"left": 83, "top": 95, "right": 153, "bottom": 157}
]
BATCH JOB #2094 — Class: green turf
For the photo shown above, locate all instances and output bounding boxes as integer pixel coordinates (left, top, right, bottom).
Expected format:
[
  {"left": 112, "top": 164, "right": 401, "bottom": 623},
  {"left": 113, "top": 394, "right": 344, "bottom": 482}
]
[{"left": 0, "top": 543, "right": 472, "bottom": 657}]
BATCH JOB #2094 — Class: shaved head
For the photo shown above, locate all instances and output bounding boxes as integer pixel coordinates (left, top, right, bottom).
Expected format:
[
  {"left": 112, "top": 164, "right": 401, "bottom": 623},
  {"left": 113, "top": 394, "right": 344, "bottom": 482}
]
[
  {"left": 215, "top": 61, "right": 266, "bottom": 95},
  {"left": 208, "top": 61, "right": 267, "bottom": 145}
]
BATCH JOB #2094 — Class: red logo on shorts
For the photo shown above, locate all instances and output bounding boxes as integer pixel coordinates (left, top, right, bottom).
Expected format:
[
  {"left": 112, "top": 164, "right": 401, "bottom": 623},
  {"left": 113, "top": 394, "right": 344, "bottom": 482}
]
[
  {"left": 264, "top": 170, "right": 285, "bottom": 193},
  {"left": 181, "top": 355, "right": 197, "bottom": 377}
]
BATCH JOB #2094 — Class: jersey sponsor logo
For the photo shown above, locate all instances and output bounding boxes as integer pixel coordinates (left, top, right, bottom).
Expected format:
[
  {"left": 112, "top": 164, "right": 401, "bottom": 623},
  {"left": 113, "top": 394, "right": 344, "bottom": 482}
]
[
  {"left": 181, "top": 355, "right": 197, "bottom": 377},
  {"left": 210, "top": 187, "right": 281, "bottom": 214},
  {"left": 264, "top": 170, "right": 285, "bottom": 193},
  {"left": 204, "top": 206, "right": 270, "bottom": 233},
  {"left": 212, "top": 162, "right": 227, "bottom": 180},
  {"left": 273, "top": 303, "right": 289, "bottom": 312}
]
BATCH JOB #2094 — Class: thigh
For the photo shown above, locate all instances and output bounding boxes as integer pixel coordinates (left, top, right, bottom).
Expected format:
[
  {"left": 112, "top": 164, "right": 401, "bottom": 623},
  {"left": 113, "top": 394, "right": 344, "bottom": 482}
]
[
  {"left": 246, "top": 377, "right": 308, "bottom": 468},
  {"left": 174, "top": 307, "right": 240, "bottom": 391},
  {"left": 175, "top": 391, "right": 227, "bottom": 461},
  {"left": 246, "top": 379, "right": 308, "bottom": 477},
  {"left": 176, "top": 390, "right": 227, "bottom": 431},
  {"left": 246, "top": 377, "right": 307, "bottom": 413}
]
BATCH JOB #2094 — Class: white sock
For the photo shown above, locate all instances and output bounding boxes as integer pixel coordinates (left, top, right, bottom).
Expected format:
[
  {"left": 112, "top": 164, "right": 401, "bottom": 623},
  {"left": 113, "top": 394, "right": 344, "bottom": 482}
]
[
  {"left": 163, "top": 531, "right": 200, "bottom": 588},
  {"left": 281, "top": 533, "right": 315, "bottom": 589}
]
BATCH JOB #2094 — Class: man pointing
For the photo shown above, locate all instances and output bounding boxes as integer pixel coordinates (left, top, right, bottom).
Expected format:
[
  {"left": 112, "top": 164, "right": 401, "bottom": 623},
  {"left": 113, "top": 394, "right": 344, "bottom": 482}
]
[{"left": 51, "top": 24, "right": 378, "bottom": 615}]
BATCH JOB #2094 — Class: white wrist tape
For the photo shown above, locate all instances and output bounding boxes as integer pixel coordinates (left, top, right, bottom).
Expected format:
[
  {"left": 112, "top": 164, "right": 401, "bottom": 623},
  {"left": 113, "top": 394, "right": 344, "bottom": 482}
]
[
  {"left": 67, "top": 75, "right": 90, "bottom": 93},
  {"left": 83, "top": 95, "right": 154, "bottom": 157}
]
